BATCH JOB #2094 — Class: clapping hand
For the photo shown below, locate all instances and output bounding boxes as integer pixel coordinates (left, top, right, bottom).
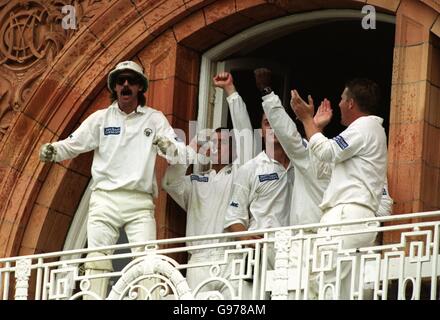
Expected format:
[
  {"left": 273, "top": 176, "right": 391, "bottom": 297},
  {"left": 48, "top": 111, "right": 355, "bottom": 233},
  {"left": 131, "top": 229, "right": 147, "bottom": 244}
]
[
  {"left": 313, "top": 98, "right": 333, "bottom": 130},
  {"left": 290, "top": 89, "right": 315, "bottom": 122}
]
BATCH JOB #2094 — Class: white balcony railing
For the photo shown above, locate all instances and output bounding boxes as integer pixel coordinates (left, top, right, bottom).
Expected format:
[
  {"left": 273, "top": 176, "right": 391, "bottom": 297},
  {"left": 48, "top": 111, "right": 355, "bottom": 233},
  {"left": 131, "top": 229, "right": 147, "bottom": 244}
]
[{"left": 1, "top": 211, "right": 439, "bottom": 300}]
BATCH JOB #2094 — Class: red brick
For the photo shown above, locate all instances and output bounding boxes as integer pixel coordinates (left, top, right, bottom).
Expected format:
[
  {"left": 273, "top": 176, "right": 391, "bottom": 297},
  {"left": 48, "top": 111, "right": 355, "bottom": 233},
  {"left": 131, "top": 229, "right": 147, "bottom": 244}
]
[
  {"left": 35, "top": 164, "right": 89, "bottom": 217},
  {"left": 20, "top": 204, "right": 52, "bottom": 250},
  {"left": 182, "top": 27, "right": 228, "bottom": 52},
  {"left": 420, "top": 164, "right": 439, "bottom": 208},
  {"left": 389, "top": 82, "right": 427, "bottom": 125},
  {"left": 138, "top": 30, "right": 178, "bottom": 81},
  {"left": 172, "top": 78, "right": 198, "bottom": 121},
  {"left": 204, "top": 0, "right": 236, "bottom": 25},
  {"left": 395, "top": 0, "right": 438, "bottom": 46},
  {"left": 0, "top": 114, "right": 41, "bottom": 170},
  {"left": 389, "top": 122, "right": 424, "bottom": 162},
  {"left": 208, "top": 12, "right": 257, "bottom": 36},
  {"left": 40, "top": 212, "right": 73, "bottom": 253},
  {"left": 173, "top": 10, "right": 207, "bottom": 42},
  {"left": 175, "top": 45, "right": 201, "bottom": 85},
  {"left": 367, "top": 0, "right": 401, "bottom": 13},
  {"left": 423, "top": 124, "right": 440, "bottom": 167},
  {"left": 389, "top": 162, "right": 422, "bottom": 202},
  {"left": 237, "top": 2, "right": 286, "bottom": 22},
  {"left": 147, "top": 78, "right": 175, "bottom": 115}
]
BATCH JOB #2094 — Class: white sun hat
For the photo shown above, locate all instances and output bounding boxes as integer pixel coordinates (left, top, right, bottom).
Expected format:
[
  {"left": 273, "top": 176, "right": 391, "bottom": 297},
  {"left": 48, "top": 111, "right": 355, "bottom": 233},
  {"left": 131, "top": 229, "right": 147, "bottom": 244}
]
[{"left": 107, "top": 60, "right": 148, "bottom": 93}]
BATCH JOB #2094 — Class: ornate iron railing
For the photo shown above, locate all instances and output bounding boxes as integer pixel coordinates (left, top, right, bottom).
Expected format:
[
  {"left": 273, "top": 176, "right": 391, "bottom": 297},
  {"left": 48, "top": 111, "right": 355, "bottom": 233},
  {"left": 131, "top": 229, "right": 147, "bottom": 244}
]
[{"left": 0, "top": 211, "right": 439, "bottom": 300}]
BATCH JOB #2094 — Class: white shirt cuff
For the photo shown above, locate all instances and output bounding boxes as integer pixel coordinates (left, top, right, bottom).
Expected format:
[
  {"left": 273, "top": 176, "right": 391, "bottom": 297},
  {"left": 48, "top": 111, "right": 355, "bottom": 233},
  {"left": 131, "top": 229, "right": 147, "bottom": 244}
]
[
  {"left": 261, "top": 91, "right": 276, "bottom": 101},
  {"left": 226, "top": 91, "right": 239, "bottom": 103}
]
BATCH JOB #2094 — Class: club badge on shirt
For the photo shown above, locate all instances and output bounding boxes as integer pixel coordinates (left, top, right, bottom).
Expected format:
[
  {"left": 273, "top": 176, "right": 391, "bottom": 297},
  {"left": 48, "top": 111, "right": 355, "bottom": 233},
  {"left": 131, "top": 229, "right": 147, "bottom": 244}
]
[
  {"left": 333, "top": 135, "right": 349, "bottom": 150},
  {"left": 190, "top": 174, "right": 209, "bottom": 182},
  {"left": 144, "top": 128, "right": 153, "bottom": 137},
  {"left": 104, "top": 127, "right": 121, "bottom": 135},
  {"left": 258, "top": 173, "right": 279, "bottom": 182}
]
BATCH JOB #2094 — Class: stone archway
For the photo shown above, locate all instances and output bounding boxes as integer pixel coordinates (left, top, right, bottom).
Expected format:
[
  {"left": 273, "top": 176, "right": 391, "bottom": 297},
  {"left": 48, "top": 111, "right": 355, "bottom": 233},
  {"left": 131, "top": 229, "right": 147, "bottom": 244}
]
[{"left": 0, "top": 0, "right": 439, "bottom": 260}]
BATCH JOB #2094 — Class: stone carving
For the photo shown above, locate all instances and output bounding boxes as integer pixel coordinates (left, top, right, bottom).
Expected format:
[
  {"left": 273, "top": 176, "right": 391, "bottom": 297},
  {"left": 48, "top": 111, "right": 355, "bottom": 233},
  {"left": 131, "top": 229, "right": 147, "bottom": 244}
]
[
  {"left": 14, "top": 258, "right": 32, "bottom": 300},
  {"left": 0, "top": 0, "right": 111, "bottom": 142}
]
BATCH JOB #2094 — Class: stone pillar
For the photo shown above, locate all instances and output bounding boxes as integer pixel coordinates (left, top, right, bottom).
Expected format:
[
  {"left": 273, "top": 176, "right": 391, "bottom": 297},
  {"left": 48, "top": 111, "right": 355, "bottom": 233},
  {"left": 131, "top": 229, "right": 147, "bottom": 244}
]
[
  {"left": 386, "top": 0, "right": 439, "bottom": 242},
  {"left": 421, "top": 18, "right": 440, "bottom": 213}
]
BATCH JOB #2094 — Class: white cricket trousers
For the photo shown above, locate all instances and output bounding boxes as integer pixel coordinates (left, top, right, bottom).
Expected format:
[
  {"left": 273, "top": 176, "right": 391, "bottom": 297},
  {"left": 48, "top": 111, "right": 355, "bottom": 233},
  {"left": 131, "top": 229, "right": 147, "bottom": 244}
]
[
  {"left": 87, "top": 189, "right": 156, "bottom": 253},
  {"left": 186, "top": 248, "right": 228, "bottom": 298},
  {"left": 84, "top": 189, "right": 156, "bottom": 300},
  {"left": 314, "top": 203, "right": 377, "bottom": 299},
  {"left": 287, "top": 204, "right": 377, "bottom": 300}
]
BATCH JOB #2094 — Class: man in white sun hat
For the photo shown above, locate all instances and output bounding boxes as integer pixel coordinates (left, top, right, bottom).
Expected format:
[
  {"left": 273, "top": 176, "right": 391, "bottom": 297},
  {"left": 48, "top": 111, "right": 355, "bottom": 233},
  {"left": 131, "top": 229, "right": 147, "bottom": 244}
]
[{"left": 39, "top": 60, "right": 186, "bottom": 299}]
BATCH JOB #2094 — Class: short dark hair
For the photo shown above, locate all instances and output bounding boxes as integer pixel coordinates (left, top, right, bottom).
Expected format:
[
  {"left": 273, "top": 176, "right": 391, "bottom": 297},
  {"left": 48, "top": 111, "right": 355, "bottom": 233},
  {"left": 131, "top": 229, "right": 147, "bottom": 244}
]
[
  {"left": 345, "top": 78, "right": 381, "bottom": 115},
  {"left": 110, "top": 91, "right": 146, "bottom": 106}
]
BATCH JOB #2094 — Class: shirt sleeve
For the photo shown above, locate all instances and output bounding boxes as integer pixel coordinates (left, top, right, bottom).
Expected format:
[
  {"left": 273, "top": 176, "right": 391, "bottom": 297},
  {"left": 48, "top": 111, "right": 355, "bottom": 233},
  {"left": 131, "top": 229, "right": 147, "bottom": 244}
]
[
  {"left": 262, "top": 92, "right": 333, "bottom": 179},
  {"left": 262, "top": 92, "right": 308, "bottom": 161},
  {"left": 227, "top": 92, "right": 254, "bottom": 164},
  {"left": 224, "top": 166, "right": 251, "bottom": 230},
  {"left": 154, "top": 111, "right": 188, "bottom": 164},
  {"left": 52, "top": 111, "right": 101, "bottom": 162},
  {"left": 309, "top": 149, "right": 333, "bottom": 179},
  {"left": 162, "top": 164, "right": 192, "bottom": 211},
  {"left": 376, "top": 179, "right": 393, "bottom": 217},
  {"left": 308, "top": 125, "right": 366, "bottom": 164}
]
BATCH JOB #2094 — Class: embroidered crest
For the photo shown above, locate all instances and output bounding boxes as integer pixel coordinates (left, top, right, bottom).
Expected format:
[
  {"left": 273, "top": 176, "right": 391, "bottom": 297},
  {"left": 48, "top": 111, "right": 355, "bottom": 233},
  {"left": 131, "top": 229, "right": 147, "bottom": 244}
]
[{"left": 144, "top": 128, "right": 153, "bottom": 137}]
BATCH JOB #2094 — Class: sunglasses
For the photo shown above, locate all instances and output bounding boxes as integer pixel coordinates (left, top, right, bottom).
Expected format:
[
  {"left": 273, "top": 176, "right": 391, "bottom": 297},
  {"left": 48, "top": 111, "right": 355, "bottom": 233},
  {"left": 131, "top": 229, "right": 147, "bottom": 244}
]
[{"left": 115, "top": 74, "right": 141, "bottom": 86}]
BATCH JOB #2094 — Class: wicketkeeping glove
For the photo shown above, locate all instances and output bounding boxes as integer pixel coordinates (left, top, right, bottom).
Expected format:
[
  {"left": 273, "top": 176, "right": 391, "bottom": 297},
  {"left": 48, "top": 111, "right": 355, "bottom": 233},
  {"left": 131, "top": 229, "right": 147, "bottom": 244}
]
[{"left": 39, "top": 143, "right": 57, "bottom": 162}]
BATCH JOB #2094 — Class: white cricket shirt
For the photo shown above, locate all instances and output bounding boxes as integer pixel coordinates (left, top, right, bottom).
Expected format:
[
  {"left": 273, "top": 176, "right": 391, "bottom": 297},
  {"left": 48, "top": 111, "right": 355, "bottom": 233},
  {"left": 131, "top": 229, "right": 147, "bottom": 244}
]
[
  {"left": 262, "top": 92, "right": 330, "bottom": 226},
  {"left": 52, "top": 101, "right": 185, "bottom": 197},
  {"left": 162, "top": 92, "right": 254, "bottom": 246},
  {"left": 224, "top": 151, "right": 293, "bottom": 231},
  {"left": 309, "top": 115, "right": 388, "bottom": 212}
]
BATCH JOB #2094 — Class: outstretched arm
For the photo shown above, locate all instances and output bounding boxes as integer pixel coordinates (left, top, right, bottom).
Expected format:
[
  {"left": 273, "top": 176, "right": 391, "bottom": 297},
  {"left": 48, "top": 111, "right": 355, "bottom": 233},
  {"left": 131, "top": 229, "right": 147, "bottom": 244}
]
[
  {"left": 162, "top": 135, "right": 209, "bottom": 211},
  {"left": 44, "top": 111, "right": 101, "bottom": 162}
]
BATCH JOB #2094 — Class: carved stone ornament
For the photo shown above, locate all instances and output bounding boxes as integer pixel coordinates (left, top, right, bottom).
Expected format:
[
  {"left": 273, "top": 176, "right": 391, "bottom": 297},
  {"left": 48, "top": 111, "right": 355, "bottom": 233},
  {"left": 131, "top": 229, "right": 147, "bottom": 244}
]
[{"left": 0, "top": 0, "right": 109, "bottom": 142}]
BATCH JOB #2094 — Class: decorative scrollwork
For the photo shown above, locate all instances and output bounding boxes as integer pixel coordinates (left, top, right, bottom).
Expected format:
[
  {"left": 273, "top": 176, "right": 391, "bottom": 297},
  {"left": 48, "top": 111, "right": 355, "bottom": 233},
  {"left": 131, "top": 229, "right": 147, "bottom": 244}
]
[
  {"left": 0, "top": 0, "right": 110, "bottom": 143},
  {"left": 0, "top": 1, "right": 70, "bottom": 69},
  {"left": 107, "top": 255, "right": 194, "bottom": 300}
]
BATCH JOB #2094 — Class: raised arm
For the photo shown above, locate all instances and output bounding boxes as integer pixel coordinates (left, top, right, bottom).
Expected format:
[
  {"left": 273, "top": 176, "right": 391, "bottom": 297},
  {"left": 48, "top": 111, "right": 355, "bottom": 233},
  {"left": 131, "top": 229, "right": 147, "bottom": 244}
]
[
  {"left": 213, "top": 72, "right": 254, "bottom": 163},
  {"left": 255, "top": 68, "right": 307, "bottom": 161}
]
